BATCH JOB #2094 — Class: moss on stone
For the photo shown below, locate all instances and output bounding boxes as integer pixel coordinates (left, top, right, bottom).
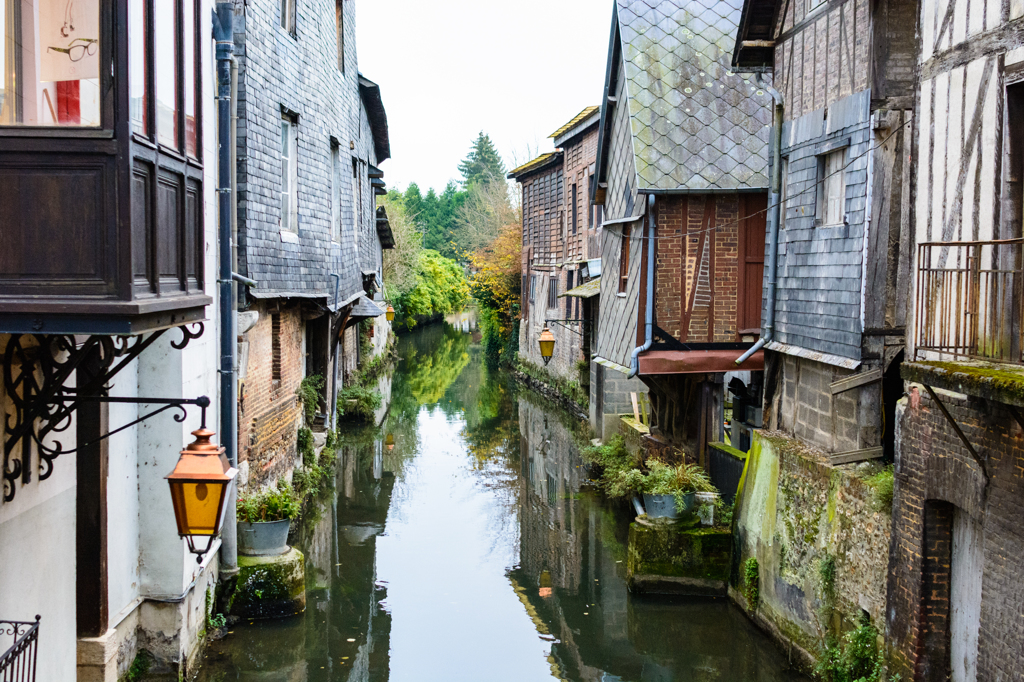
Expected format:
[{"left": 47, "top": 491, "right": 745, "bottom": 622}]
[
  {"left": 628, "top": 522, "right": 732, "bottom": 588},
  {"left": 229, "top": 548, "right": 306, "bottom": 619},
  {"left": 708, "top": 441, "right": 748, "bottom": 460},
  {"left": 904, "top": 360, "right": 1024, "bottom": 405}
]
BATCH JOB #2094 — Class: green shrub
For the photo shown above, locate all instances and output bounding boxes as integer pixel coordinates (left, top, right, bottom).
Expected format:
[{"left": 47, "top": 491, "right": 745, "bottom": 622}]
[
  {"left": 814, "top": 613, "right": 888, "bottom": 682},
  {"left": 865, "top": 466, "right": 895, "bottom": 511},
  {"left": 338, "top": 384, "right": 383, "bottom": 422},
  {"left": 744, "top": 557, "right": 760, "bottom": 608},
  {"left": 295, "top": 375, "right": 325, "bottom": 424},
  {"left": 236, "top": 480, "right": 301, "bottom": 522}
]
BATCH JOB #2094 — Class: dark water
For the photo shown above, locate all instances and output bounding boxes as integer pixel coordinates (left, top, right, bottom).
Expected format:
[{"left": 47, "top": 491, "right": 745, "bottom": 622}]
[{"left": 195, "top": 321, "right": 806, "bottom": 682}]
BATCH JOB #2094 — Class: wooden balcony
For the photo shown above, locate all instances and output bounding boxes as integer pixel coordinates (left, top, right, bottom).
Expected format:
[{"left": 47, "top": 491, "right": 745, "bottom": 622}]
[{"left": 0, "top": 0, "right": 210, "bottom": 335}]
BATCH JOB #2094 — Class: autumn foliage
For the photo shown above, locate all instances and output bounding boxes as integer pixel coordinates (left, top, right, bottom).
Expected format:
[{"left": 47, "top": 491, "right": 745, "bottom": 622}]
[{"left": 469, "top": 222, "right": 522, "bottom": 363}]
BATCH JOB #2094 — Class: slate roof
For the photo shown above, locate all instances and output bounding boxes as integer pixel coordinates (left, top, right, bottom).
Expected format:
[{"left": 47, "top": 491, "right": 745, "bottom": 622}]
[
  {"left": 615, "top": 0, "right": 772, "bottom": 191},
  {"left": 507, "top": 152, "right": 562, "bottom": 180},
  {"left": 350, "top": 296, "right": 385, "bottom": 318}
]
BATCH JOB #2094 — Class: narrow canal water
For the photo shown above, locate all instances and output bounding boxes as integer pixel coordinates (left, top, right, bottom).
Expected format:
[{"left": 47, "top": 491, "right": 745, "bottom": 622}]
[{"left": 196, "top": 319, "right": 806, "bottom": 681}]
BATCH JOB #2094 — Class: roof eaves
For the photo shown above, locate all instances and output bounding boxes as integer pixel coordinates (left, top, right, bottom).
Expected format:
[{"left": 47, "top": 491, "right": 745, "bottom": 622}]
[
  {"left": 507, "top": 151, "right": 563, "bottom": 180},
  {"left": 552, "top": 109, "right": 601, "bottom": 149},
  {"left": 549, "top": 106, "right": 601, "bottom": 140},
  {"left": 592, "top": 0, "right": 622, "bottom": 205},
  {"left": 732, "top": 0, "right": 782, "bottom": 70},
  {"left": 358, "top": 75, "right": 391, "bottom": 162}
]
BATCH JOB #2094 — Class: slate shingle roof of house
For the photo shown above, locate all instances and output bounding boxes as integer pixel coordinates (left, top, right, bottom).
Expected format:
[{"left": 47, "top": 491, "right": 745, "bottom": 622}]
[{"left": 616, "top": 0, "right": 772, "bottom": 191}]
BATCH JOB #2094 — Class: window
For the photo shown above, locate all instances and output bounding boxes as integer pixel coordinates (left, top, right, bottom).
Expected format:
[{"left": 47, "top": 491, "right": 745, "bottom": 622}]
[
  {"left": 529, "top": 275, "right": 536, "bottom": 302},
  {"left": 565, "top": 271, "right": 574, "bottom": 317},
  {"left": 595, "top": 204, "right": 604, "bottom": 230},
  {"left": 0, "top": 0, "right": 101, "bottom": 126},
  {"left": 352, "top": 158, "right": 363, "bottom": 255},
  {"left": 128, "top": 0, "right": 147, "bottom": 133},
  {"left": 817, "top": 149, "right": 847, "bottom": 226},
  {"left": 548, "top": 275, "right": 558, "bottom": 309},
  {"left": 155, "top": 0, "right": 178, "bottom": 147},
  {"left": 183, "top": 0, "right": 197, "bottom": 156},
  {"left": 571, "top": 183, "right": 578, "bottom": 235},
  {"left": 271, "top": 313, "right": 282, "bottom": 383},
  {"left": 618, "top": 226, "right": 631, "bottom": 293},
  {"left": 280, "top": 116, "right": 298, "bottom": 231},
  {"left": 807, "top": 0, "right": 827, "bottom": 14},
  {"left": 335, "top": 1, "right": 344, "bottom": 72},
  {"left": 331, "top": 142, "right": 341, "bottom": 242},
  {"left": 780, "top": 157, "right": 789, "bottom": 229},
  {"left": 281, "top": 0, "right": 296, "bottom": 36}
]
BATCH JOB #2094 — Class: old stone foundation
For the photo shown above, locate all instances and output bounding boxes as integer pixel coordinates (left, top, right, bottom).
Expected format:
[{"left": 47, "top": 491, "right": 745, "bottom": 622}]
[
  {"left": 627, "top": 517, "right": 732, "bottom": 596},
  {"left": 229, "top": 548, "right": 306, "bottom": 619}
]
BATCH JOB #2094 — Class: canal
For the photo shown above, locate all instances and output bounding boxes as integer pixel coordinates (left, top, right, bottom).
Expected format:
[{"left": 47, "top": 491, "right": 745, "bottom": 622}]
[{"left": 194, "top": 319, "right": 806, "bottom": 681}]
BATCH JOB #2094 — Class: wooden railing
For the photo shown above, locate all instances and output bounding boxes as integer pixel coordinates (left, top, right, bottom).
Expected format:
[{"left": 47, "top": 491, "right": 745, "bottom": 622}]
[
  {"left": 915, "top": 239, "right": 1024, "bottom": 363},
  {"left": 0, "top": 617, "right": 39, "bottom": 682}
]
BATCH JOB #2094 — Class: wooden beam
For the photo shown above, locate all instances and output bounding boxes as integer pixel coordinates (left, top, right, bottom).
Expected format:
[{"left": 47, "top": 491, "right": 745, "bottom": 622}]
[
  {"left": 829, "top": 447, "right": 884, "bottom": 465},
  {"left": 830, "top": 368, "right": 883, "bottom": 394}
]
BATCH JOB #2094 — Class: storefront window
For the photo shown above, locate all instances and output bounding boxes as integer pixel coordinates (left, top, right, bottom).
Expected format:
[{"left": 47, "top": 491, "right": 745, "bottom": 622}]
[
  {"left": 129, "top": 0, "right": 146, "bottom": 134},
  {"left": 155, "top": 0, "right": 178, "bottom": 148},
  {"left": 0, "top": 0, "right": 101, "bottom": 126}
]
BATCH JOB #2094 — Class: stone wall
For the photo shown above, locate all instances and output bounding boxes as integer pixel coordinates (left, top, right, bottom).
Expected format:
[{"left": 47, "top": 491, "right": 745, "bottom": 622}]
[
  {"left": 590, "top": 362, "right": 648, "bottom": 441},
  {"left": 732, "top": 430, "right": 891, "bottom": 666},
  {"left": 887, "top": 387, "right": 1024, "bottom": 681}
]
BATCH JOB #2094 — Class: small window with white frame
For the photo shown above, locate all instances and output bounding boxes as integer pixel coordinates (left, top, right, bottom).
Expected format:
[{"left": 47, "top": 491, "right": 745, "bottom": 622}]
[
  {"left": 280, "top": 115, "right": 298, "bottom": 232},
  {"left": 816, "top": 148, "right": 846, "bottom": 227},
  {"left": 281, "top": 0, "right": 296, "bottom": 36},
  {"left": 331, "top": 141, "right": 341, "bottom": 242},
  {"left": 806, "top": 0, "right": 827, "bottom": 15}
]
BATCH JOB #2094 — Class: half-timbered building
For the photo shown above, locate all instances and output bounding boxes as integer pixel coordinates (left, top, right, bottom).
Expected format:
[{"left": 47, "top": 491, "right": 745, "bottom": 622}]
[
  {"left": 888, "top": 0, "right": 1024, "bottom": 677},
  {"left": 591, "top": 0, "right": 771, "bottom": 453}
]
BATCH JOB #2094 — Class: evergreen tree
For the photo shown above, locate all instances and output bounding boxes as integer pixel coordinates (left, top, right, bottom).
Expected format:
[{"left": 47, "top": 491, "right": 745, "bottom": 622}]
[{"left": 458, "top": 132, "right": 506, "bottom": 187}]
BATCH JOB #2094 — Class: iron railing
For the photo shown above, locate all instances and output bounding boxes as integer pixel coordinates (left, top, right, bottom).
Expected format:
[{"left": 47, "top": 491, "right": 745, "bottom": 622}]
[
  {"left": 915, "top": 239, "right": 1024, "bottom": 363},
  {"left": 0, "top": 617, "right": 39, "bottom": 682}
]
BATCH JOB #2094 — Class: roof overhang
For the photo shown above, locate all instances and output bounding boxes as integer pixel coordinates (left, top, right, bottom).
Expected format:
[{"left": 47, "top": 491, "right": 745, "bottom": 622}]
[
  {"left": 559, "top": 276, "right": 601, "bottom": 299},
  {"left": 358, "top": 75, "right": 391, "bottom": 162},
  {"left": 552, "top": 107, "right": 601, "bottom": 148},
  {"left": 638, "top": 349, "right": 765, "bottom": 375},
  {"left": 732, "top": 0, "right": 782, "bottom": 70},
  {"left": 507, "top": 151, "right": 563, "bottom": 180},
  {"left": 592, "top": 2, "right": 622, "bottom": 206},
  {"left": 350, "top": 295, "right": 385, "bottom": 319},
  {"left": 375, "top": 206, "right": 395, "bottom": 249}
]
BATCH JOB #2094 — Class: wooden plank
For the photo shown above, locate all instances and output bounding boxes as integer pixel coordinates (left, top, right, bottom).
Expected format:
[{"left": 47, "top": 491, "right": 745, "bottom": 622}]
[
  {"left": 830, "top": 367, "right": 883, "bottom": 394},
  {"left": 829, "top": 446, "right": 884, "bottom": 465},
  {"left": 631, "top": 392, "right": 641, "bottom": 422}
]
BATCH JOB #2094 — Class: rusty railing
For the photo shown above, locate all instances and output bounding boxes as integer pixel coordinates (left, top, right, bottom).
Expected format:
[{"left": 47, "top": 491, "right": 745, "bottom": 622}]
[
  {"left": 915, "top": 239, "right": 1024, "bottom": 363},
  {"left": 0, "top": 617, "right": 39, "bottom": 682}
]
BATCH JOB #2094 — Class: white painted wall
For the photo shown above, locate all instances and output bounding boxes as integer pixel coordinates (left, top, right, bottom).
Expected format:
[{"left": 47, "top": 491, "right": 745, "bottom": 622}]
[{"left": 951, "top": 508, "right": 983, "bottom": 682}]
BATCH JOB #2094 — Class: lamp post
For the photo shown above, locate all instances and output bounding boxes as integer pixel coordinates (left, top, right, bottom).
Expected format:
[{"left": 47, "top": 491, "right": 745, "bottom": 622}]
[
  {"left": 166, "top": 426, "right": 238, "bottom": 563},
  {"left": 538, "top": 326, "right": 555, "bottom": 366}
]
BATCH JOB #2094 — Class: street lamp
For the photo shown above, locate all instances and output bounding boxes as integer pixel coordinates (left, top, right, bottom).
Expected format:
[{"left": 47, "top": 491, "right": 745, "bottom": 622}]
[
  {"left": 166, "top": 426, "right": 238, "bottom": 562},
  {"left": 386, "top": 305, "right": 395, "bottom": 322},
  {"left": 538, "top": 326, "right": 555, "bottom": 365}
]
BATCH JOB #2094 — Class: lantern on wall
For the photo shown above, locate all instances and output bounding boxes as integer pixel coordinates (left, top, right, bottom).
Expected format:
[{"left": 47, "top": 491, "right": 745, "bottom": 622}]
[
  {"left": 386, "top": 305, "right": 396, "bottom": 323},
  {"left": 385, "top": 433, "right": 395, "bottom": 451},
  {"left": 166, "top": 427, "right": 238, "bottom": 562},
  {"left": 538, "top": 326, "right": 555, "bottom": 365}
]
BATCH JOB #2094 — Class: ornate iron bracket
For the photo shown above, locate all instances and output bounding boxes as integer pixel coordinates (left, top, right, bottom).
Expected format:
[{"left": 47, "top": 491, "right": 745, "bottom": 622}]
[
  {"left": 3, "top": 324, "right": 204, "bottom": 502},
  {"left": 544, "top": 318, "right": 589, "bottom": 337}
]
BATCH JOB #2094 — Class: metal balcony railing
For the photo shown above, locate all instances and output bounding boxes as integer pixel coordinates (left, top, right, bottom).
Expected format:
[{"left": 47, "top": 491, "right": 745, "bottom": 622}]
[
  {"left": 0, "top": 617, "right": 39, "bottom": 682},
  {"left": 915, "top": 239, "right": 1024, "bottom": 364}
]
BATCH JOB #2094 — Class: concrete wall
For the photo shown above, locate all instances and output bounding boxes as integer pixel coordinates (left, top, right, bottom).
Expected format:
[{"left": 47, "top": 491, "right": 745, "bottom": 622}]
[
  {"left": 733, "top": 431, "right": 891, "bottom": 663},
  {"left": 589, "top": 362, "right": 647, "bottom": 441}
]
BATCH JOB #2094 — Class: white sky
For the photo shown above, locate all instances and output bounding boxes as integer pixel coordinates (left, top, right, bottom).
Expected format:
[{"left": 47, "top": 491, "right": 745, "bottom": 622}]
[{"left": 356, "top": 0, "right": 614, "bottom": 194}]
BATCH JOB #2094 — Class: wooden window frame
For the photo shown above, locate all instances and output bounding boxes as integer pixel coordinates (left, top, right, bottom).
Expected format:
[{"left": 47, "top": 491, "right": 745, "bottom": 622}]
[
  {"left": 571, "top": 183, "right": 578, "bottom": 235},
  {"left": 618, "top": 225, "right": 631, "bottom": 294},
  {"left": 565, "top": 270, "right": 574, "bottom": 317},
  {"left": 280, "top": 114, "right": 298, "bottom": 232}
]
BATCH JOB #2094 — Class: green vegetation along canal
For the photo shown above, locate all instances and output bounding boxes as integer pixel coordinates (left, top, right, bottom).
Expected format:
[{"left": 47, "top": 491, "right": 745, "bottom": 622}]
[{"left": 194, "top": 319, "right": 807, "bottom": 681}]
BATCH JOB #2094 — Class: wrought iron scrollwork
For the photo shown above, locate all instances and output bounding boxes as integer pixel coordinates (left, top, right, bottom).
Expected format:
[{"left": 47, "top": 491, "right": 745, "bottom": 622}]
[{"left": 2, "top": 324, "right": 205, "bottom": 502}]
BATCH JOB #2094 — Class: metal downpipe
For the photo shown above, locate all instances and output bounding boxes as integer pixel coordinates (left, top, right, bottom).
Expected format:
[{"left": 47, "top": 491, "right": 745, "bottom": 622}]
[
  {"left": 628, "top": 194, "right": 657, "bottom": 378},
  {"left": 214, "top": 2, "right": 238, "bottom": 573},
  {"left": 736, "top": 74, "right": 784, "bottom": 366}
]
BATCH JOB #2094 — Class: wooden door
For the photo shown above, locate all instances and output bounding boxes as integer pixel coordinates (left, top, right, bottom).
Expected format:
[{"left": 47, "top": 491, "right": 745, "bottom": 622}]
[{"left": 738, "top": 194, "right": 768, "bottom": 333}]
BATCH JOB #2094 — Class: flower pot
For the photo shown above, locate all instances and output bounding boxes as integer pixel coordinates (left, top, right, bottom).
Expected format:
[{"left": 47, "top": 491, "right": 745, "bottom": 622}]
[
  {"left": 695, "top": 492, "right": 719, "bottom": 526},
  {"left": 643, "top": 492, "right": 694, "bottom": 519},
  {"left": 238, "top": 519, "right": 291, "bottom": 556}
]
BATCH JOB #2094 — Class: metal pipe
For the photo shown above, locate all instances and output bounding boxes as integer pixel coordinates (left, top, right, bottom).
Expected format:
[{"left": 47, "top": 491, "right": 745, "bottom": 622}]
[
  {"left": 736, "top": 73, "right": 784, "bottom": 366},
  {"left": 213, "top": 2, "right": 237, "bottom": 573},
  {"left": 628, "top": 194, "right": 657, "bottom": 377}
]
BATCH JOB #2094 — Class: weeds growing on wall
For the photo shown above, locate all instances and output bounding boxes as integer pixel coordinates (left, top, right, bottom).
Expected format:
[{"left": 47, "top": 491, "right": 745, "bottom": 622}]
[
  {"left": 744, "top": 557, "right": 760, "bottom": 608},
  {"left": 864, "top": 466, "right": 895, "bottom": 511},
  {"left": 295, "top": 374, "right": 325, "bottom": 424},
  {"left": 291, "top": 426, "right": 339, "bottom": 499},
  {"left": 518, "top": 358, "right": 589, "bottom": 409},
  {"left": 814, "top": 612, "right": 894, "bottom": 682}
]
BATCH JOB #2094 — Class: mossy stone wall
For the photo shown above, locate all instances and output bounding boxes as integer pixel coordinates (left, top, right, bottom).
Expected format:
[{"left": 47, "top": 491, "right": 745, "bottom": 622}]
[
  {"left": 230, "top": 548, "right": 306, "bottom": 619},
  {"left": 627, "top": 520, "right": 732, "bottom": 596}
]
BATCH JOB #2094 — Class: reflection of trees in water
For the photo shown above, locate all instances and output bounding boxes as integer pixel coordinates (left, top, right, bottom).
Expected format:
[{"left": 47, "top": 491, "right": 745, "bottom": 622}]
[{"left": 395, "top": 323, "right": 471, "bottom": 406}]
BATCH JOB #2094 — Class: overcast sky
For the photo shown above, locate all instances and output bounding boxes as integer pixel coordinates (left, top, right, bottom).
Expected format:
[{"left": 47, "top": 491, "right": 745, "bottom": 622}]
[{"left": 356, "top": 0, "right": 614, "bottom": 194}]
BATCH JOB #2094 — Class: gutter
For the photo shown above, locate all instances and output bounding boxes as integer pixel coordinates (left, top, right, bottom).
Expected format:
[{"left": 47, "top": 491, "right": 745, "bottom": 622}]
[
  {"left": 737, "top": 73, "right": 784, "bottom": 366},
  {"left": 628, "top": 194, "right": 657, "bottom": 378}
]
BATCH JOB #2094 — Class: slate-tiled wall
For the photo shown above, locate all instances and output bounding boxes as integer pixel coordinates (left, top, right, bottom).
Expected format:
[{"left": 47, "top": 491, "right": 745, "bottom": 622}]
[
  {"left": 775, "top": 89, "right": 871, "bottom": 361},
  {"left": 234, "top": 0, "right": 378, "bottom": 304}
]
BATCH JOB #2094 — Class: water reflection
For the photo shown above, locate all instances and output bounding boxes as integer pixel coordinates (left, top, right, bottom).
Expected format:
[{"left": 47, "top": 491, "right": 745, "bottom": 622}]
[{"left": 193, "top": 321, "right": 804, "bottom": 682}]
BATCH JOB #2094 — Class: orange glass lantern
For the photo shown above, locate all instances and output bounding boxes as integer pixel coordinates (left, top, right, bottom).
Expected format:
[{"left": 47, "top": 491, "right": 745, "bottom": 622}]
[
  {"left": 386, "top": 305, "right": 396, "bottom": 322},
  {"left": 166, "top": 427, "right": 238, "bottom": 562},
  {"left": 538, "top": 326, "right": 555, "bottom": 365},
  {"left": 385, "top": 433, "right": 395, "bottom": 451}
]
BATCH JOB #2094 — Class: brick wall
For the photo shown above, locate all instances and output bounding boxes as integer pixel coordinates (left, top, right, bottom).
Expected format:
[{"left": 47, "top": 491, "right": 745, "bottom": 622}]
[
  {"left": 887, "top": 387, "right": 1024, "bottom": 680},
  {"left": 238, "top": 301, "right": 305, "bottom": 490},
  {"left": 654, "top": 195, "right": 742, "bottom": 343},
  {"left": 562, "top": 126, "right": 599, "bottom": 263}
]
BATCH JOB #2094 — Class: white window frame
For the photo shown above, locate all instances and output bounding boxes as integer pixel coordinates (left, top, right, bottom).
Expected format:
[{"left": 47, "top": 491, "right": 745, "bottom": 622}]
[
  {"left": 331, "top": 142, "right": 341, "bottom": 242},
  {"left": 281, "top": 0, "right": 296, "bottom": 36},
  {"left": 816, "top": 148, "right": 846, "bottom": 228},
  {"left": 280, "top": 116, "right": 298, "bottom": 233}
]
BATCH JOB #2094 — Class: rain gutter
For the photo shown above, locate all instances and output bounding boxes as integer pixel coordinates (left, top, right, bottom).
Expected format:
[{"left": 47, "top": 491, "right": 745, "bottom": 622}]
[{"left": 628, "top": 194, "right": 657, "bottom": 378}]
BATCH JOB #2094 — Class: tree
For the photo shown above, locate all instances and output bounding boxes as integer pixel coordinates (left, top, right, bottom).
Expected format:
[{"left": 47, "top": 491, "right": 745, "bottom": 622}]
[
  {"left": 458, "top": 132, "right": 506, "bottom": 188},
  {"left": 469, "top": 221, "right": 522, "bottom": 365},
  {"left": 455, "top": 179, "right": 520, "bottom": 256},
  {"left": 381, "top": 191, "right": 421, "bottom": 299}
]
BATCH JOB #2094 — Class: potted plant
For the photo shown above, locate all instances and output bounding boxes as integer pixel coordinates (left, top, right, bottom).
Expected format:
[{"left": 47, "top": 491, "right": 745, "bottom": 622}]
[
  {"left": 236, "top": 480, "right": 301, "bottom": 556},
  {"left": 641, "top": 461, "right": 718, "bottom": 519}
]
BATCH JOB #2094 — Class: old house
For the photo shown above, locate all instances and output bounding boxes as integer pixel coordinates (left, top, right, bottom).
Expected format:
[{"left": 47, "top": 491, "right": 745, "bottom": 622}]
[
  {"left": 1, "top": 0, "right": 228, "bottom": 678},
  {"left": 731, "top": 0, "right": 915, "bottom": 662},
  {"left": 513, "top": 106, "right": 602, "bottom": 393},
  {"left": 887, "top": 0, "right": 1024, "bottom": 677},
  {"left": 232, "top": 0, "right": 393, "bottom": 493},
  {"left": 590, "top": 0, "right": 770, "bottom": 451}
]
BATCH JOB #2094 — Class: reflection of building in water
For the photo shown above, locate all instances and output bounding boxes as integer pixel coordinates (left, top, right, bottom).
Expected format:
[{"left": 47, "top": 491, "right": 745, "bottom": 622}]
[
  {"left": 445, "top": 308, "right": 479, "bottom": 334},
  {"left": 518, "top": 397, "right": 583, "bottom": 594}
]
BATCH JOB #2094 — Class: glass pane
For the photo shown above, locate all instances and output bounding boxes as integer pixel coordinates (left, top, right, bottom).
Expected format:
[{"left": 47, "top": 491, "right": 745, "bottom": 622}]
[
  {"left": 155, "top": 0, "right": 178, "bottom": 148},
  {"left": 128, "top": 0, "right": 146, "bottom": 134},
  {"left": 1, "top": 0, "right": 101, "bottom": 126},
  {"left": 183, "top": 0, "right": 196, "bottom": 156}
]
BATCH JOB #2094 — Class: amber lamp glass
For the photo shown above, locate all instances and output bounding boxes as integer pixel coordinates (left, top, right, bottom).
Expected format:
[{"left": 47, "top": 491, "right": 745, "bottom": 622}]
[
  {"left": 538, "top": 326, "right": 556, "bottom": 365},
  {"left": 166, "top": 427, "right": 238, "bottom": 562},
  {"left": 386, "top": 305, "right": 396, "bottom": 322},
  {"left": 385, "top": 433, "right": 395, "bottom": 451}
]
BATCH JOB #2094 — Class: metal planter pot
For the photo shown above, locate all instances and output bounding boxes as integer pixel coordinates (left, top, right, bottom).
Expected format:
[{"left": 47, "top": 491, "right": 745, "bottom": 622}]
[
  {"left": 238, "top": 519, "right": 291, "bottom": 556},
  {"left": 643, "top": 492, "right": 694, "bottom": 519}
]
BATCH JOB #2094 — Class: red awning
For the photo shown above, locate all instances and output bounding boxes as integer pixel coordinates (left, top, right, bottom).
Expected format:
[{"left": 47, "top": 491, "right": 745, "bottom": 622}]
[{"left": 637, "top": 349, "right": 764, "bottom": 375}]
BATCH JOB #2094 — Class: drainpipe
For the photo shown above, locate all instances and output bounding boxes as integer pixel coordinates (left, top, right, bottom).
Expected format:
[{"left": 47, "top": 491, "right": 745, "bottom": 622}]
[
  {"left": 628, "top": 194, "right": 657, "bottom": 378},
  {"left": 214, "top": 2, "right": 238, "bottom": 574},
  {"left": 736, "top": 73, "right": 784, "bottom": 366}
]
